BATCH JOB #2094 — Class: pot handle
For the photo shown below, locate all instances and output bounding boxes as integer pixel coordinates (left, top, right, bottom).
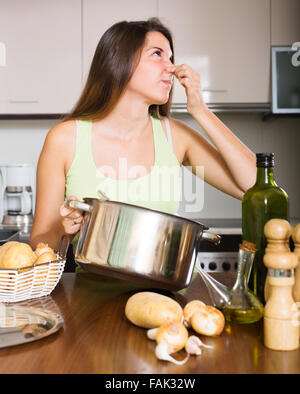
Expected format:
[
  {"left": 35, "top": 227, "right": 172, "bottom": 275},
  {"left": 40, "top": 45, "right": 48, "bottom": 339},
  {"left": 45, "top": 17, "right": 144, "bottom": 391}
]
[
  {"left": 65, "top": 200, "right": 93, "bottom": 213},
  {"left": 57, "top": 234, "right": 72, "bottom": 260},
  {"left": 201, "top": 231, "right": 221, "bottom": 245}
]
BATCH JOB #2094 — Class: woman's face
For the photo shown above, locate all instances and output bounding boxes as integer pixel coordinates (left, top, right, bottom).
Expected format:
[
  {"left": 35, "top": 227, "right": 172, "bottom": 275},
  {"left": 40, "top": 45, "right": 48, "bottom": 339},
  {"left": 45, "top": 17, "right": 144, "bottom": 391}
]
[{"left": 126, "top": 31, "right": 175, "bottom": 105}]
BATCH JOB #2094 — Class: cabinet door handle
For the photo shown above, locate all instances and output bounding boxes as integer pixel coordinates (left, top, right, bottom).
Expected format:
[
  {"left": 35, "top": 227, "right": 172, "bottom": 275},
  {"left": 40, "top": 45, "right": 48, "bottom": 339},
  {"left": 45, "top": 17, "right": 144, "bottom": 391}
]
[
  {"left": 9, "top": 98, "right": 39, "bottom": 103},
  {"left": 0, "top": 42, "right": 6, "bottom": 67},
  {"left": 201, "top": 89, "right": 228, "bottom": 93}
]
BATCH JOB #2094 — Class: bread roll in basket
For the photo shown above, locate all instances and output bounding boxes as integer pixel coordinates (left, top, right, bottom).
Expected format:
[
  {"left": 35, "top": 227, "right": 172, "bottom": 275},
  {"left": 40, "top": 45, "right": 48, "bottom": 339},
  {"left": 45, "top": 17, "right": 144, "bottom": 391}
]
[{"left": 0, "top": 240, "right": 66, "bottom": 302}]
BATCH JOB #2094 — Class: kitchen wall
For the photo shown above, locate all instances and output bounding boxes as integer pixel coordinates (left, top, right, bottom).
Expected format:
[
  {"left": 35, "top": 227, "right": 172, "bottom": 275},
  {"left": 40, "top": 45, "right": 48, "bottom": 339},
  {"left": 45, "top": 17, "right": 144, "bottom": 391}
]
[
  {"left": 0, "top": 113, "right": 299, "bottom": 220},
  {"left": 174, "top": 112, "right": 300, "bottom": 220}
]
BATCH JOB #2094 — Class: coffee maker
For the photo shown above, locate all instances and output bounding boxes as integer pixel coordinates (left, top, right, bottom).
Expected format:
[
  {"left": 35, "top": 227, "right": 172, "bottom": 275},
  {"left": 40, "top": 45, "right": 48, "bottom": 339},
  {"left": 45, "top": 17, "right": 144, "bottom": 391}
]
[{"left": 0, "top": 164, "right": 35, "bottom": 226}]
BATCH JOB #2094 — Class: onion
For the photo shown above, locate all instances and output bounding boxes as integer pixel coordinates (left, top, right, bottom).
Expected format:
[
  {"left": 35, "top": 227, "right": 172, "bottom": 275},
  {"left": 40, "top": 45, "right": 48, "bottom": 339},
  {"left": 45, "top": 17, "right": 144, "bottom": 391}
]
[
  {"left": 191, "top": 306, "right": 225, "bottom": 336},
  {"left": 183, "top": 300, "right": 206, "bottom": 327}
]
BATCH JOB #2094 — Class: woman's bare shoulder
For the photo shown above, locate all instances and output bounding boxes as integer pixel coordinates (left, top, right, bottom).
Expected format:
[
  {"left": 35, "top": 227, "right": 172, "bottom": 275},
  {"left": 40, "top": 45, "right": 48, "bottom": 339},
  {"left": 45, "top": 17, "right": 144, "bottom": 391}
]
[
  {"left": 168, "top": 117, "right": 200, "bottom": 137},
  {"left": 168, "top": 116, "right": 203, "bottom": 146},
  {"left": 45, "top": 119, "right": 77, "bottom": 147},
  {"left": 40, "top": 120, "right": 77, "bottom": 174},
  {"left": 161, "top": 117, "right": 193, "bottom": 164},
  {"left": 168, "top": 116, "right": 210, "bottom": 146},
  {"left": 167, "top": 117, "right": 212, "bottom": 165}
]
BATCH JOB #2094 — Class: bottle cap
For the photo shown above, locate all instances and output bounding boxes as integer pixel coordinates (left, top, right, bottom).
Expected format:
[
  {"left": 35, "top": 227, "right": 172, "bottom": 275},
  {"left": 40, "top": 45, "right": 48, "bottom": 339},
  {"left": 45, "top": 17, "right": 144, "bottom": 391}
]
[
  {"left": 241, "top": 240, "right": 257, "bottom": 253},
  {"left": 256, "top": 153, "right": 274, "bottom": 168}
]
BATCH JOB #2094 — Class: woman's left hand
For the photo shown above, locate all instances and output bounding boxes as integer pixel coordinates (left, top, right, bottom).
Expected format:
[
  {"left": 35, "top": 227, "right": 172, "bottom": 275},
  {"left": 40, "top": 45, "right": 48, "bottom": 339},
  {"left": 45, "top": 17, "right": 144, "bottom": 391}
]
[{"left": 174, "top": 64, "right": 206, "bottom": 115}]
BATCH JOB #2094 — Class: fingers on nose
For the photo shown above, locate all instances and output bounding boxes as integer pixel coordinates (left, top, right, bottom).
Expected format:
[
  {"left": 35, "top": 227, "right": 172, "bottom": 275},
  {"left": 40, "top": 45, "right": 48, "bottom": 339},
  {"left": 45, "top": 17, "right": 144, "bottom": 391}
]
[{"left": 166, "top": 64, "right": 176, "bottom": 73}]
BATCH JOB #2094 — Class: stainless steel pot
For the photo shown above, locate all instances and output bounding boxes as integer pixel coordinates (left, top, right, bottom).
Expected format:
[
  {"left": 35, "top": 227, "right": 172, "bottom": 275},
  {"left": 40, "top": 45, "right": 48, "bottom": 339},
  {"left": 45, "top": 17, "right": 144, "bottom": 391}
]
[{"left": 66, "top": 198, "right": 221, "bottom": 291}]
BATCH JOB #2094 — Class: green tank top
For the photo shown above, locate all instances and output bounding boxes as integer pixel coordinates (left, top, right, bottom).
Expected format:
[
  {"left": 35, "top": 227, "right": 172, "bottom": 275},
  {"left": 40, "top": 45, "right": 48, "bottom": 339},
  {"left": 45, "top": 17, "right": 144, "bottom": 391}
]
[{"left": 65, "top": 115, "right": 181, "bottom": 215}]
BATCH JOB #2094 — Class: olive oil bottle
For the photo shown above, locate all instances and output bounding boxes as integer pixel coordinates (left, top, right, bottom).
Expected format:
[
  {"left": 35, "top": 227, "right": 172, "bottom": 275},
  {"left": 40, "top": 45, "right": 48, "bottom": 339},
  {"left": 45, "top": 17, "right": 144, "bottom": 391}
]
[
  {"left": 219, "top": 241, "right": 264, "bottom": 324},
  {"left": 242, "top": 153, "right": 289, "bottom": 304},
  {"left": 198, "top": 241, "right": 264, "bottom": 324}
]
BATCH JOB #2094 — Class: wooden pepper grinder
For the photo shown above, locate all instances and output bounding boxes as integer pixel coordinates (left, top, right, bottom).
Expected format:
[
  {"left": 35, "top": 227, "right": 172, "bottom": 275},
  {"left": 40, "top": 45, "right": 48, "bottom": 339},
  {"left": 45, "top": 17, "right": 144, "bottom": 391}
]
[
  {"left": 292, "top": 224, "right": 300, "bottom": 303},
  {"left": 264, "top": 219, "right": 291, "bottom": 302},
  {"left": 263, "top": 219, "right": 299, "bottom": 351}
]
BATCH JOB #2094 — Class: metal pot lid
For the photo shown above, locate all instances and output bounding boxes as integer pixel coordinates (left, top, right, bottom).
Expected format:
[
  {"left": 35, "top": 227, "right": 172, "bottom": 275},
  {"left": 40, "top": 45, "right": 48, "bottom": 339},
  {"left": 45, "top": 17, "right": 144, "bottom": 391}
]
[{"left": 0, "top": 304, "right": 63, "bottom": 349}]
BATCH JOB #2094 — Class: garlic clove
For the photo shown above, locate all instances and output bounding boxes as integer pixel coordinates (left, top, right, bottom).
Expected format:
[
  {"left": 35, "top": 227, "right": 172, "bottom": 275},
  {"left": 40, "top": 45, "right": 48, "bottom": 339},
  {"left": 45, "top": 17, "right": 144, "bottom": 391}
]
[
  {"left": 185, "top": 335, "right": 213, "bottom": 355},
  {"left": 156, "top": 321, "right": 189, "bottom": 352},
  {"left": 155, "top": 341, "right": 173, "bottom": 359},
  {"left": 200, "top": 340, "right": 214, "bottom": 349},
  {"left": 155, "top": 341, "right": 189, "bottom": 365},
  {"left": 185, "top": 336, "right": 202, "bottom": 355},
  {"left": 147, "top": 328, "right": 158, "bottom": 340}
]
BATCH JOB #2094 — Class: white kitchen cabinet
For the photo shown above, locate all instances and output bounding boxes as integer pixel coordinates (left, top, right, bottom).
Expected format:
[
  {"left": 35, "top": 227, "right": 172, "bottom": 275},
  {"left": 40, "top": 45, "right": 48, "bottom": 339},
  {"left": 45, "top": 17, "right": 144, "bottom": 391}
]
[
  {"left": 2, "top": 0, "right": 297, "bottom": 115},
  {"left": 0, "top": 0, "right": 82, "bottom": 114},
  {"left": 158, "top": 0, "right": 270, "bottom": 104},
  {"left": 271, "top": 0, "right": 300, "bottom": 46},
  {"left": 82, "top": 0, "right": 158, "bottom": 83}
]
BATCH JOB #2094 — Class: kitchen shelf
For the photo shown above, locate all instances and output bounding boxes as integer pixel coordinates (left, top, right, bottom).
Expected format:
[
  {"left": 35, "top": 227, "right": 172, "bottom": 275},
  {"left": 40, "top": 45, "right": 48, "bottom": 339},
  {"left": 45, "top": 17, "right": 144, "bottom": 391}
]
[
  {"left": 0, "top": 103, "right": 272, "bottom": 119},
  {"left": 171, "top": 103, "right": 271, "bottom": 113},
  {"left": 262, "top": 112, "right": 300, "bottom": 121},
  {"left": 0, "top": 114, "right": 64, "bottom": 120}
]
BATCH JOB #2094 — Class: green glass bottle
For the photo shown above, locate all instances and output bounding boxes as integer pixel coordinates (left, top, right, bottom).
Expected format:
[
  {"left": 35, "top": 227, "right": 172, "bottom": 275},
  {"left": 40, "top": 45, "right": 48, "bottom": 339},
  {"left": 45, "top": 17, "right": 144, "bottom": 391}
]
[{"left": 242, "top": 153, "right": 289, "bottom": 304}]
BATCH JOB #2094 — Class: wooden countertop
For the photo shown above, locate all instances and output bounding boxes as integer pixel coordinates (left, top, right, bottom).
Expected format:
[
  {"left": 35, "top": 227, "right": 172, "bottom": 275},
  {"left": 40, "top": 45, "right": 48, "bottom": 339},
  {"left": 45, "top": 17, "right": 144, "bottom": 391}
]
[{"left": 0, "top": 272, "right": 299, "bottom": 374}]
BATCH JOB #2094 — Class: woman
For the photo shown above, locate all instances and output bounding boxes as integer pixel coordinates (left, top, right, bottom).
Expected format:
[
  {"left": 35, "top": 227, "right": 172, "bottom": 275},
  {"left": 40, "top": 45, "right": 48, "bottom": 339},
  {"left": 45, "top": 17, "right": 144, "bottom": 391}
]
[{"left": 30, "top": 18, "right": 256, "bottom": 251}]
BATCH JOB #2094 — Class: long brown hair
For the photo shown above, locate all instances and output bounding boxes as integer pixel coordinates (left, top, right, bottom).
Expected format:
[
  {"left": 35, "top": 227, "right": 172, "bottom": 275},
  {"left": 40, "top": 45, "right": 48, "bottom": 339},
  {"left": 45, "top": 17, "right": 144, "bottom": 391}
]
[{"left": 65, "top": 18, "right": 174, "bottom": 121}]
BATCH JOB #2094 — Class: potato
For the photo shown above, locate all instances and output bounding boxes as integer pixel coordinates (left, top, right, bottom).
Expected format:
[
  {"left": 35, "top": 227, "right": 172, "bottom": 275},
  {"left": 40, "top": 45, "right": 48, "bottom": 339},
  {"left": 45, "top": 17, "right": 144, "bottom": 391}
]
[{"left": 125, "top": 292, "right": 183, "bottom": 329}]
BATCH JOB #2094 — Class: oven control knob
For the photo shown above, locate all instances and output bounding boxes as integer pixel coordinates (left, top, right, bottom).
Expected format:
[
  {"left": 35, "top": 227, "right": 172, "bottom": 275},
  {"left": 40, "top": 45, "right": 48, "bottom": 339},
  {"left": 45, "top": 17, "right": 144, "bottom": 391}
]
[
  {"left": 208, "top": 262, "right": 217, "bottom": 271},
  {"left": 222, "top": 262, "right": 231, "bottom": 271}
]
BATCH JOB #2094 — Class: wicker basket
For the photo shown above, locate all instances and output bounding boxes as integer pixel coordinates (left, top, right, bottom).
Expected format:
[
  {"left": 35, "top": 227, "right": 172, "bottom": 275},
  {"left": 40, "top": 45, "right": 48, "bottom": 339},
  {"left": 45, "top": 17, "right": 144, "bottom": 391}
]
[{"left": 0, "top": 258, "right": 65, "bottom": 303}]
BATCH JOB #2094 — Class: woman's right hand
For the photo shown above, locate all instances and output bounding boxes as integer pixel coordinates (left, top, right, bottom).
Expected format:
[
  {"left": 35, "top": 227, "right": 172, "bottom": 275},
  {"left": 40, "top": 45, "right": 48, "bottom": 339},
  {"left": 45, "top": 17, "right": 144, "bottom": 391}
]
[{"left": 59, "top": 195, "right": 83, "bottom": 235}]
